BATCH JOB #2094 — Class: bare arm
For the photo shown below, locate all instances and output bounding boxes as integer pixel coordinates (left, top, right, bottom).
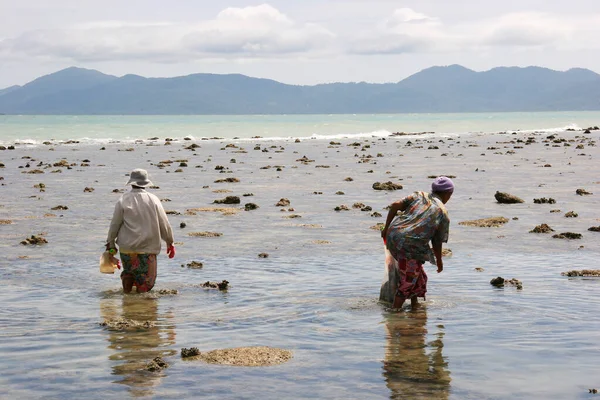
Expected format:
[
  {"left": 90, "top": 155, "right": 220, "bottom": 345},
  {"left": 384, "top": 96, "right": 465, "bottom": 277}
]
[
  {"left": 431, "top": 236, "right": 443, "bottom": 273},
  {"left": 381, "top": 200, "right": 409, "bottom": 241}
]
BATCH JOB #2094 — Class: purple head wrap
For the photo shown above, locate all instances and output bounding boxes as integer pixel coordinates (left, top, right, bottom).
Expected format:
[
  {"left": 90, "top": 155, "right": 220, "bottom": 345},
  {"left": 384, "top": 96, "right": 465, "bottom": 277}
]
[{"left": 432, "top": 176, "right": 454, "bottom": 193}]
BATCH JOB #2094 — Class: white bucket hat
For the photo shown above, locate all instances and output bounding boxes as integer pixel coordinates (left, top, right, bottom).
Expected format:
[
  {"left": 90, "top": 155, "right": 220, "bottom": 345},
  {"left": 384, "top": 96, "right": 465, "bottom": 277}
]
[{"left": 125, "top": 168, "right": 153, "bottom": 187}]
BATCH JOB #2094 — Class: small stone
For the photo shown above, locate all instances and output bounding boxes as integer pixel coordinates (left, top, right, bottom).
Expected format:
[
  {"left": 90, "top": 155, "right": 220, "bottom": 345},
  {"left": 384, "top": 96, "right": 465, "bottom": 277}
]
[
  {"left": 275, "top": 198, "right": 290, "bottom": 207},
  {"left": 530, "top": 223, "right": 554, "bottom": 233},
  {"left": 186, "top": 261, "right": 203, "bottom": 269},
  {"left": 490, "top": 277, "right": 505, "bottom": 286},
  {"left": 588, "top": 226, "right": 600, "bottom": 232},
  {"left": 20, "top": 235, "right": 48, "bottom": 245},
  {"left": 258, "top": 253, "right": 269, "bottom": 258},
  {"left": 553, "top": 232, "right": 582, "bottom": 239},
  {"left": 372, "top": 181, "right": 403, "bottom": 191},
  {"left": 83, "top": 187, "right": 94, "bottom": 193},
  {"left": 214, "top": 196, "right": 240, "bottom": 204},
  {"left": 474, "top": 267, "right": 485, "bottom": 272},
  {"left": 146, "top": 357, "right": 169, "bottom": 372},
  {"left": 181, "top": 347, "right": 201, "bottom": 358},
  {"left": 180, "top": 222, "right": 187, "bottom": 228},
  {"left": 576, "top": 188, "right": 592, "bottom": 195},
  {"left": 494, "top": 191, "right": 524, "bottom": 204},
  {"left": 244, "top": 203, "right": 259, "bottom": 211},
  {"left": 564, "top": 211, "right": 578, "bottom": 218}
]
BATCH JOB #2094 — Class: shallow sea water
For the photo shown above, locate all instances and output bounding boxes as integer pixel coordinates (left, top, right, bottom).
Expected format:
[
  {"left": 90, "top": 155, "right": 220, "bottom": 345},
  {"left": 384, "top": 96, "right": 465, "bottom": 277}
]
[{"left": 1, "top": 125, "right": 600, "bottom": 399}]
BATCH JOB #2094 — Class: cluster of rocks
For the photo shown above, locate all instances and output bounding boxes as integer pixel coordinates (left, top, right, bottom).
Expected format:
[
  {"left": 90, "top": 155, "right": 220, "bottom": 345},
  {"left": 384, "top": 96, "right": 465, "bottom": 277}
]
[
  {"left": 145, "top": 357, "right": 169, "bottom": 372},
  {"left": 214, "top": 196, "right": 240, "bottom": 204},
  {"left": 490, "top": 277, "right": 523, "bottom": 290},
  {"left": 20, "top": 235, "right": 48, "bottom": 245},
  {"left": 561, "top": 270, "right": 600, "bottom": 277},
  {"left": 552, "top": 232, "right": 582, "bottom": 240},
  {"left": 201, "top": 280, "right": 229, "bottom": 290}
]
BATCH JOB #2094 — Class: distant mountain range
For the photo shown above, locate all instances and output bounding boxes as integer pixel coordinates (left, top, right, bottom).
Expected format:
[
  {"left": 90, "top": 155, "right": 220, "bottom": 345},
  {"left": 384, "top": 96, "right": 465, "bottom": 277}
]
[{"left": 1, "top": 65, "right": 600, "bottom": 114}]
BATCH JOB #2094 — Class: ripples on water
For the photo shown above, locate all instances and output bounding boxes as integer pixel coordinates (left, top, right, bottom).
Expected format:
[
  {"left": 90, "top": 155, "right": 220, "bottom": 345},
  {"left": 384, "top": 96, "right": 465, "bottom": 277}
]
[{"left": 1, "top": 131, "right": 600, "bottom": 399}]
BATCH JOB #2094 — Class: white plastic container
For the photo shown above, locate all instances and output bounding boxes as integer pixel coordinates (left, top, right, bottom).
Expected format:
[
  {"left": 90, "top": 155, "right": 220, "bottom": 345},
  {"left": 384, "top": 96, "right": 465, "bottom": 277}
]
[{"left": 99, "top": 251, "right": 120, "bottom": 274}]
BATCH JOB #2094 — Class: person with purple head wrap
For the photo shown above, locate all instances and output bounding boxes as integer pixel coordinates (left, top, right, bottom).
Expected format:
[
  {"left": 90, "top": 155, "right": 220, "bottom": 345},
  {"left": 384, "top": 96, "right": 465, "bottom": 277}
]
[{"left": 380, "top": 176, "right": 454, "bottom": 309}]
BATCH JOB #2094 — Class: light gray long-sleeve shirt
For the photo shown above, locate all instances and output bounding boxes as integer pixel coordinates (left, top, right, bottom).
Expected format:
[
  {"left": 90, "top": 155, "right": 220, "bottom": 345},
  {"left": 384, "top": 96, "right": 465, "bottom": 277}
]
[{"left": 106, "top": 188, "right": 174, "bottom": 254}]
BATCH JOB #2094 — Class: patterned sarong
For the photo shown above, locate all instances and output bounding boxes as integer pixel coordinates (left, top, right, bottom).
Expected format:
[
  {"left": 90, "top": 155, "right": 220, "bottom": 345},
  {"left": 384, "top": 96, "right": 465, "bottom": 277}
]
[
  {"left": 396, "top": 258, "right": 427, "bottom": 301},
  {"left": 119, "top": 253, "right": 157, "bottom": 293}
]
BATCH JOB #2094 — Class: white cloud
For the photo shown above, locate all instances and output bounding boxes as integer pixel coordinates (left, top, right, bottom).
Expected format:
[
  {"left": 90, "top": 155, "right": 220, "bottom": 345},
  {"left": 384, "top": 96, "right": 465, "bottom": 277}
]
[
  {"left": 348, "top": 7, "right": 600, "bottom": 55},
  {"left": 0, "top": 4, "right": 335, "bottom": 62}
]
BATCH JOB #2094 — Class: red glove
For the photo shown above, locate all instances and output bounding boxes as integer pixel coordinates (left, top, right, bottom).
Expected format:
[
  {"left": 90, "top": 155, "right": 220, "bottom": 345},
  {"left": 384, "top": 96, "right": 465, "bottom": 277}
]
[{"left": 167, "top": 245, "right": 176, "bottom": 259}]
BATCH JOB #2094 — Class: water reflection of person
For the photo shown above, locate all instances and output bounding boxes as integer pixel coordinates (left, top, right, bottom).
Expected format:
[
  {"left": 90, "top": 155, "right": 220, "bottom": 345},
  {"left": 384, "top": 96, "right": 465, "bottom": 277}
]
[
  {"left": 382, "top": 308, "right": 451, "bottom": 400},
  {"left": 100, "top": 295, "right": 176, "bottom": 398}
]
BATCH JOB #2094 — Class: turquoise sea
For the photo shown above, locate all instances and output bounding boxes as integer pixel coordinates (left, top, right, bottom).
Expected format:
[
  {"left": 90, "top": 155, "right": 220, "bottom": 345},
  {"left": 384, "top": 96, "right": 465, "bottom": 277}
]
[
  {"left": 2, "top": 111, "right": 600, "bottom": 144},
  {"left": 1, "top": 112, "right": 600, "bottom": 399}
]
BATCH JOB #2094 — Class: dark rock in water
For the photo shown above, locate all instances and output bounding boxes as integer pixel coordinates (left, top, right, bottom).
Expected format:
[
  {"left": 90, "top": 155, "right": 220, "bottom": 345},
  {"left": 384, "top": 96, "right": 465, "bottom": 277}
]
[
  {"left": 553, "top": 232, "right": 582, "bottom": 239},
  {"left": 371, "top": 212, "right": 382, "bottom": 217},
  {"left": 490, "top": 276, "right": 522, "bottom": 289},
  {"left": 588, "top": 226, "right": 600, "bottom": 232},
  {"left": 564, "top": 211, "right": 578, "bottom": 218},
  {"left": 244, "top": 203, "right": 259, "bottom": 211},
  {"left": 186, "top": 261, "right": 203, "bottom": 269},
  {"left": 180, "top": 222, "right": 187, "bottom": 228},
  {"left": 214, "top": 177, "right": 240, "bottom": 183},
  {"left": 181, "top": 347, "right": 201, "bottom": 358},
  {"left": 214, "top": 196, "right": 240, "bottom": 204},
  {"left": 146, "top": 357, "right": 169, "bottom": 372},
  {"left": 334, "top": 205, "right": 350, "bottom": 211},
  {"left": 495, "top": 191, "right": 524, "bottom": 204},
  {"left": 258, "top": 253, "right": 269, "bottom": 258},
  {"left": 562, "top": 270, "right": 600, "bottom": 277},
  {"left": 83, "top": 187, "right": 94, "bottom": 193},
  {"left": 490, "top": 277, "right": 505, "bottom": 286},
  {"left": 372, "top": 181, "right": 403, "bottom": 191},
  {"left": 335, "top": 191, "right": 345, "bottom": 195},
  {"left": 20, "top": 235, "right": 48, "bottom": 245},
  {"left": 533, "top": 197, "right": 556, "bottom": 204},
  {"left": 51, "top": 205, "right": 68, "bottom": 211},
  {"left": 530, "top": 223, "right": 554, "bottom": 233},
  {"left": 202, "top": 280, "right": 229, "bottom": 290},
  {"left": 275, "top": 198, "right": 290, "bottom": 207},
  {"left": 576, "top": 188, "right": 592, "bottom": 195}
]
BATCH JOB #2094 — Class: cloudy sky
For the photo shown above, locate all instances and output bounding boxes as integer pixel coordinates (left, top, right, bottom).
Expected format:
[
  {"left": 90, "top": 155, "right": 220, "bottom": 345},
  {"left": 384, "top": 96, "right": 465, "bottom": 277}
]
[{"left": 1, "top": 0, "right": 600, "bottom": 88}]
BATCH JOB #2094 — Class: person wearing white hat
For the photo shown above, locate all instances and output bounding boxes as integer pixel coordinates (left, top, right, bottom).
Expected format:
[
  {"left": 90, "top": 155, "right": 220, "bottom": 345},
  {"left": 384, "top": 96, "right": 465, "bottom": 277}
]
[{"left": 106, "top": 168, "right": 175, "bottom": 293}]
